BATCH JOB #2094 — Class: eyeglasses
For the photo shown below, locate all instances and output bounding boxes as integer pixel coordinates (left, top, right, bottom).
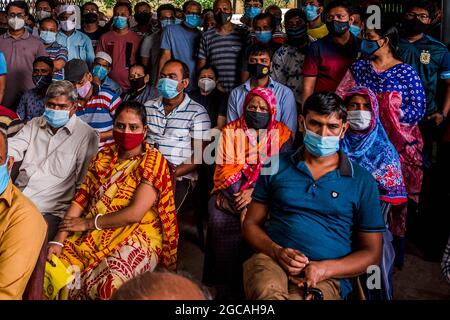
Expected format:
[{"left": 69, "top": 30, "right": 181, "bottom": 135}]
[
  {"left": 8, "top": 13, "right": 25, "bottom": 19},
  {"left": 405, "top": 12, "right": 429, "bottom": 21}
]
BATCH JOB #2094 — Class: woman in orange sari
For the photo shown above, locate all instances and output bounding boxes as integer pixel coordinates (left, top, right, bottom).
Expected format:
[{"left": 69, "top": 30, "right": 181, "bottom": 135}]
[
  {"left": 46, "top": 101, "right": 178, "bottom": 300},
  {"left": 203, "top": 87, "right": 292, "bottom": 299}
]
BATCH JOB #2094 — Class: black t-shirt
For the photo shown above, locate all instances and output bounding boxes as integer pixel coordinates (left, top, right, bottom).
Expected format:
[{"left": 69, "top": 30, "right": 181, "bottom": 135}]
[
  {"left": 80, "top": 26, "right": 108, "bottom": 49},
  {"left": 189, "top": 88, "right": 228, "bottom": 128}
]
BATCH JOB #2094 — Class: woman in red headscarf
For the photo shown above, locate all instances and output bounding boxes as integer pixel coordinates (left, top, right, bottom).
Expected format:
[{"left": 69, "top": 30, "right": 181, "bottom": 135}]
[{"left": 203, "top": 87, "right": 293, "bottom": 299}]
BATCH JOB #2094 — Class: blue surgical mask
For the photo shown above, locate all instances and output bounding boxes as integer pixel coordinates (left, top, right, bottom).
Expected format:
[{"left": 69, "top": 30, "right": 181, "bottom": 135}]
[
  {"left": 305, "top": 4, "right": 320, "bottom": 22},
  {"left": 361, "top": 39, "right": 381, "bottom": 56},
  {"left": 157, "top": 78, "right": 180, "bottom": 99},
  {"left": 303, "top": 126, "right": 342, "bottom": 157},
  {"left": 113, "top": 16, "right": 128, "bottom": 29},
  {"left": 174, "top": 18, "right": 182, "bottom": 25},
  {"left": 39, "top": 30, "right": 56, "bottom": 44},
  {"left": 92, "top": 65, "right": 108, "bottom": 81},
  {"left": 0, "top": 155, "right": 10, "bottom": 195},
  {"left": 184, "top": 14, "right": 201, "bottom": 28},
  {"left": 245, "top": 6, "right": 261, "bottom": 20},
  {"left": 160, "top": 18, "right": 174, "bottom": 28},
  {"left": 255, "top": 30, "right": 272, "bottom": 44},
  {"left": 349, "top": 24, "right": 361, "bottom": 37},
  {"left": 43, "top": 107, "right": 71, "bottom": 128}
]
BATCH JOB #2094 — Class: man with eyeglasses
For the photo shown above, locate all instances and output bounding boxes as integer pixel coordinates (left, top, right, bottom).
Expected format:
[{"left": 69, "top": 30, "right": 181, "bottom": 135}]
[
  {"left": 0, "top": 1, "right": 47, "bottom": 110},
  {"left": 140, "top": 4, "right": 176, "bottom": 85},
  {"left": 7, "top": 80, "right": 99, "bottom": 241},
  {"left": 302, "top": 0, "right": 360, "bottom": 104},
  {"left": 32, "top": 0, "right": 57, "bottom": 37},
  {"left": 158, "top": 1, "right": 202, "bottom": 92},
  {"left": 397, "top": 0, "right": 450, "bottom": 262}
]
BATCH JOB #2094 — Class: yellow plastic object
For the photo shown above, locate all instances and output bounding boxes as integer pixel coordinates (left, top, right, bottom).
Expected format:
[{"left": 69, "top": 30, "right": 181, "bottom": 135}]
[{"left": 44, "top": 255, "right": 75, "bottom": 300}]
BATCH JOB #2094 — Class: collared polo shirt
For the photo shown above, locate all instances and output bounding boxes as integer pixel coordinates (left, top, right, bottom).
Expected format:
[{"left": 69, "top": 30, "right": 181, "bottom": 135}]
[
  {"left": 0, "top": 181, "right": 47, "bottom": 299},
  {"left": 226, "top": 76, "right": 297, "bottom": 133},
  {"left": 56, "top": 30, "right": 95, "bottom": 66},
  {"left": 144, "top": 94, "right": 211, "bottom": 180},
  {"left": 398, "top": 34, "right": 450, "bottom": 115},
  {"left": 252, "top": 147, "right": 385, "bottom": 298},
  {"left": 8, "top": 115, "right": 99, "bottom": 218},
  {"left": 45, "top": 41, "right": 68, "bottom": 81},
  {"left": 0, "top": 31, "right": 47, "bottom": 109}
]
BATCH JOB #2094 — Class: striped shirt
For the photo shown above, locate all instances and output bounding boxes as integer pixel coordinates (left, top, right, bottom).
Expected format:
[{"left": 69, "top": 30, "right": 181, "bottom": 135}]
[
  {"left": 76, "top": 85, "right": 121, "bottom": 148},
  {"left": 443, "top": 235, "right": 450, "bottom": 284},
  {"left": 45, "top": 42, "right": 68, "bottom": 81},
  {"left": 0, "top": 105, "right": 23, "bottom": 137},
  {"left": 198, "top": 25, "right": 247, "bottom": 94},
  {"left": 144, "top": 94, "right": 211, "bottom": 180}
]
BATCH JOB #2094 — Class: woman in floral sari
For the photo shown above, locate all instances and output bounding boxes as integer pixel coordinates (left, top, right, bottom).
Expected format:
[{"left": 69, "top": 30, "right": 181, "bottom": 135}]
[
  {"left": 203, "top": 87, "right": 292, "bottom": 299},
  {"left": 336, "top": 22, "right": 426, "bottom": 268},
  {"left": 46, "top": 101, "right": 178, "bottom": 300}
]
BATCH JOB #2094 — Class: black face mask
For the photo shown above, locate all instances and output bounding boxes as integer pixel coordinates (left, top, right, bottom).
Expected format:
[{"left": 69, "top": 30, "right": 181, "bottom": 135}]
[
  {"left": 245, "top": 111, "right": 270, "bottom": 129},
  {"left": 32, "top": 75, "right": 53, "bottom": 89},
  {"left": 130, "top": 76, "right": 146, "bottom": 92},
  {"left": 326, "top": 20, "right": 350, "bottom": 36},
  {"left": 248, "top": 63, "right": 270, "bottom": 80},
  {"left": 403, "top": 18, "right": 428, "bottom": 36},
  {"left": 214, "top": 12, "right": 232, "bottom": 25},
  {"left": 83, "top": 12, "right": 98, "bottom": 24},
  {"left": 135, "top": 12, "right": 151, "bottom": 25}
]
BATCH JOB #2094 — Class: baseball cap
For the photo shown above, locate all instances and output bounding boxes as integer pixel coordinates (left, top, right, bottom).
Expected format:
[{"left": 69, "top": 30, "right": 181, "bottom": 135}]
[{"left": 64, "top": 59, "right": 89, "bottom": 82}]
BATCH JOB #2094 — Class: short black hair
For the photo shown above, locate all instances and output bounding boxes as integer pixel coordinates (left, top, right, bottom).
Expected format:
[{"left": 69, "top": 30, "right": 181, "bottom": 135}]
[
  {"left": 36, "top": 0, "right": 56, "bottom": 9},
  {"left": 198, "top": 64, "right": 218, "bottom": 78},
  {"left": 130, "top": 63, "right": 147, "bottom": 73},
  {"left": 34, "top": 55, "right": 54, "bottom": 69},
  {"left": 157, "top": 4, "right": 176, "bottom": 18},
  {"left": 252, "top": 12, "right": 276, "bottom": 31},
  {"left": 182, "top": 1, "right": 201, "bottom": 13},
  {"left": 265, "top": 5, "right": 282, "bottom": 15},
  {"left": 135, "top": 1, "right": 151, "bottom": 11},
  {"left": 303, "top": 0, "right": 324, "bottom": 6},
  {"left": 114, "top": 2, "right": 132, "bottom": 16},
  {"left": 324, "top": 0, "right": 354, "bottom": 16},
  {"left": 6, "top": 1, "right": 29, "bottom": 16},
  {"left": 405, "top": 0, "right": 436, "bottom": 20},
  {"left": 81, "top": 1, "right": 99, "bottom": 12},
  {"left": 40, "top": 17, "right": 58, "bottom": 28},
  {"left": 114, "top": 100, "right": 147, "bottom": 127},
  {"left": 302, "top": 92, "right": 347, "bottom": 122},
  {"left": 244, "top": 0, "right": 263, "bottom": 6},
  {"left": 164, "top": 59, "right": 190, "bottom": 80},
  {"left": 247, "top": 45, "right": 272, "bottom": 60},
  {"left": 284, "top": 8, "right": 306, "bottom": 23}
]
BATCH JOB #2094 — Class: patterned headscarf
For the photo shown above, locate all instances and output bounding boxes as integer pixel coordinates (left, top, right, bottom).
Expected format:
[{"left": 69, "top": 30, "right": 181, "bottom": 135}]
[{"left": 341, "top": 86, "right": 407, "bottom": 204}]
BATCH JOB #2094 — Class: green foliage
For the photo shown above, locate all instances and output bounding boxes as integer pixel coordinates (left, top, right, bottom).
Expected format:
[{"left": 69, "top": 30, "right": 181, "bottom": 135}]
[{"left": 169, "top": 0, "right": 216, "bottom": 10}]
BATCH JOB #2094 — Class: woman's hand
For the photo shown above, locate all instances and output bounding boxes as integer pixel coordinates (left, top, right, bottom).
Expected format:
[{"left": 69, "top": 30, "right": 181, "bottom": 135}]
[
  {"left": 233, "top": 188, "right": 254, "bottom": 211},
  {"left": 46, "top": 243, "right": 63, "bottom": 263},
  {"left": 58, "top": 217, "right": 93, "bottom": 233},
  {"left": 215, "top": 192, "right": 236, "bottom": 214}
]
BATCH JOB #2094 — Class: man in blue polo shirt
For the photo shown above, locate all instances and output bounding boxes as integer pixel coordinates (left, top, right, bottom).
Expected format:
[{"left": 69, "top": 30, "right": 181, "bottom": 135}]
[
  {"left": 227, "top": 45, "right": 297, "bottom": 133},
  {"left": 242, "top": 92, "right": 384, "bottom": 300}
]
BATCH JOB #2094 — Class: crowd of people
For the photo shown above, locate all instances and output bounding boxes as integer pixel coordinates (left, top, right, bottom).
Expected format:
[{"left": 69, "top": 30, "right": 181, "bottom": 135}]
[{"left": 0, "top": 0, "right": 449, "bottom": 300}]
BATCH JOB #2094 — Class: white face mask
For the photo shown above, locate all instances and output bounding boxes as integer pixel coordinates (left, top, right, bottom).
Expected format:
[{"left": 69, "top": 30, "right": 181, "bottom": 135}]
[
  {"left": 8, "top": 17, "right": 25, "bottom": 30},
  {"left": 36, "top": 10, "right": 52, "bottom": 21},
  {"left": 347, "top": 110, "right": 372, "bottom": 131},
  {"left": 60, "top": 15, "right": 76, "bottom": 31},
  {"left": 198, "top": 78, "right": 216, "bottom": 94}
]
